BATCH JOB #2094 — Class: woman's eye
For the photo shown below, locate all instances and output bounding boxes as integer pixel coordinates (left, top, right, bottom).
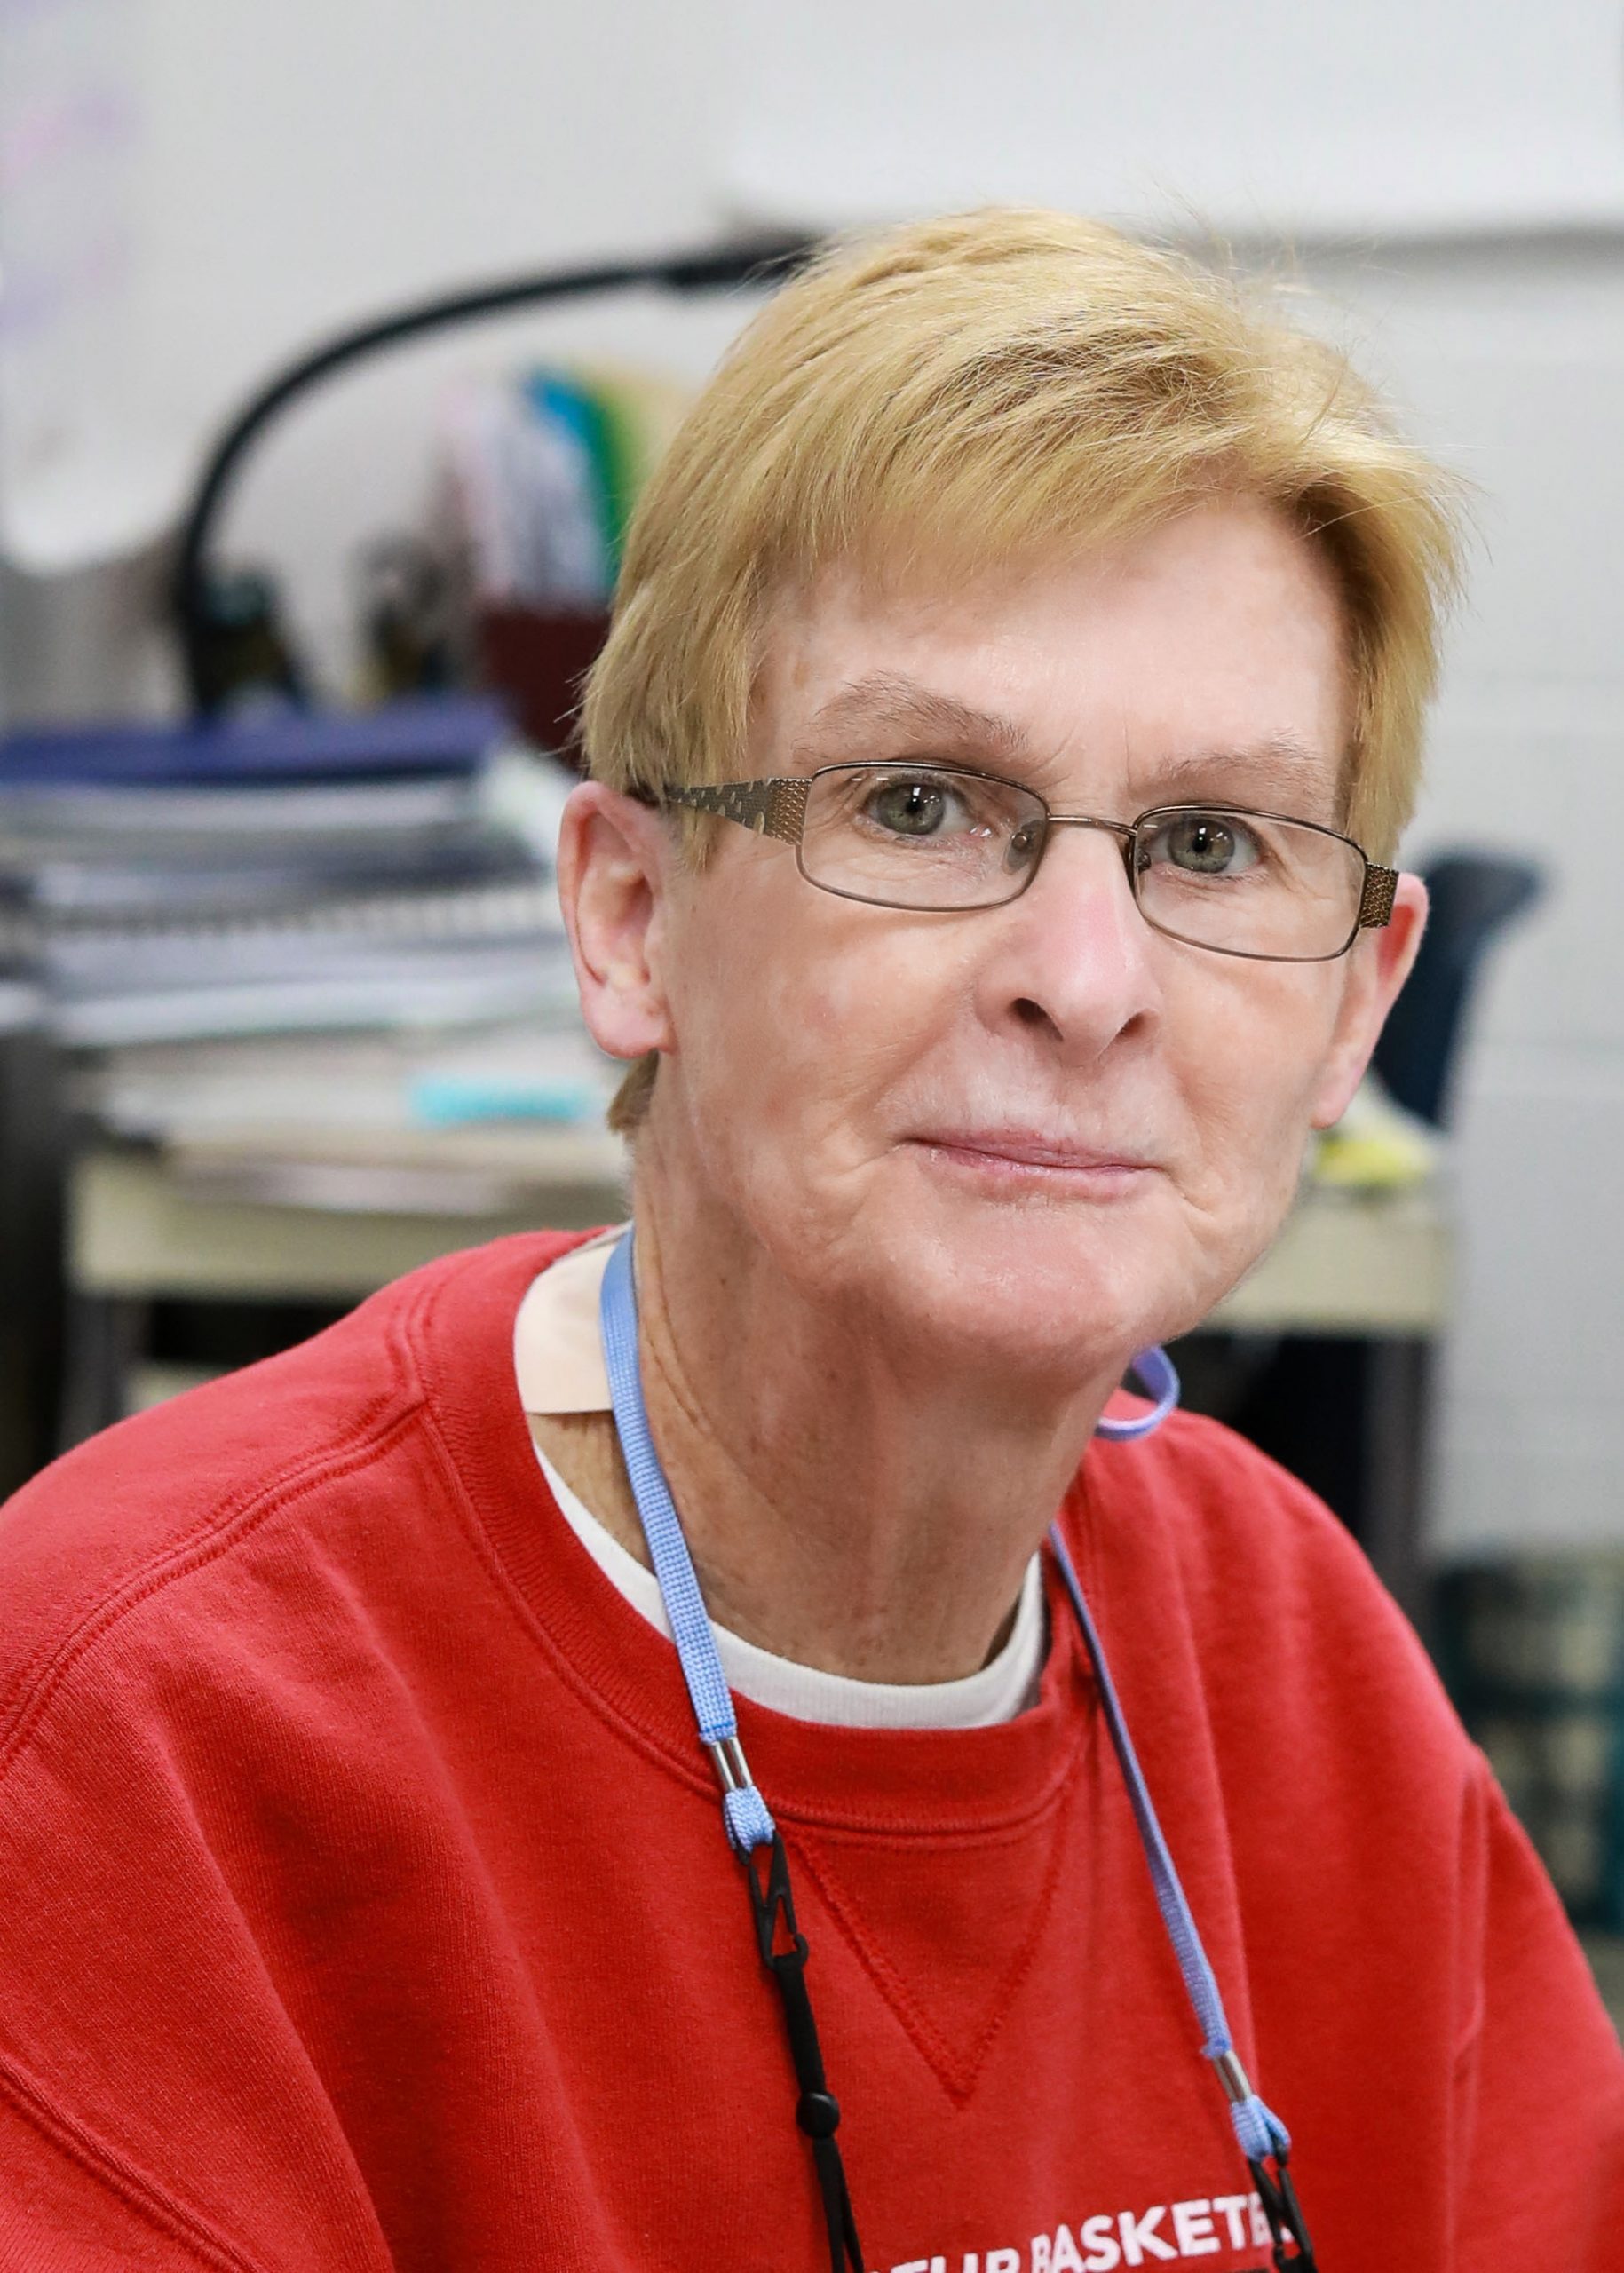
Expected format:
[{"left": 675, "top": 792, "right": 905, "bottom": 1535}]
[
  {"left": 1152, "top": 812, "right": 1259, "bottom": 876},
  {"left": 865, "top": 779, "right": 964, "bottom": 836}
]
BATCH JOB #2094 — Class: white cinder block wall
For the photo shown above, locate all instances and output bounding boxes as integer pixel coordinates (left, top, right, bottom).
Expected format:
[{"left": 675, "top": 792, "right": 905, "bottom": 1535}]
[
  {"left": 108, "top": 5, "right": 1624, "bottom": 1558},
  {"left": 1312, "top": 242, "right": 1624, "bottom": 1554}
]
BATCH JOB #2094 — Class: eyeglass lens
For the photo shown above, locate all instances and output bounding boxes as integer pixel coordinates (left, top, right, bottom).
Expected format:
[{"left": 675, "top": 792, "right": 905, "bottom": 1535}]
[{"left": 796, "top": 764, "right": 1366, "bottom": 962}]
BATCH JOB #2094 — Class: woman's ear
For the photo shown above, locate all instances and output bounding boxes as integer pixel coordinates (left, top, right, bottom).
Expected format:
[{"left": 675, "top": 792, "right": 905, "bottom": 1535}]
[
  {"left": 1308, "top": 870, "right": 1429, "bottom": 1130},
  {"left": 556, "top": 783, "right": 679, "bottom": 1067}
]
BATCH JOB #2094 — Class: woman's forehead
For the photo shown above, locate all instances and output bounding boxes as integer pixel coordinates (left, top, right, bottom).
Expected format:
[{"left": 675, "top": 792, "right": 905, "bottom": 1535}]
[{"left": 752, "top": 509, "right": 1353, "bottom": 819}]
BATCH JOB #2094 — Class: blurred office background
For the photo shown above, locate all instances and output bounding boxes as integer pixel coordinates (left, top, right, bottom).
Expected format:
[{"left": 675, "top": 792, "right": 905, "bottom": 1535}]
[{"left": 3, "top": 1, "right": 1623, "bottom": 1981}]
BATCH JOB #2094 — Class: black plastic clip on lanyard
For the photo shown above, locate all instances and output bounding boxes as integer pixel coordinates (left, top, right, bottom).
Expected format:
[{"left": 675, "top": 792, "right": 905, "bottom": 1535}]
[
  {"left": 1248, "top": 2146, "right": 1317, "bottom": 2270},
  {"left": 745, "top": 1831, "right": 865, "bottom": 2273}
]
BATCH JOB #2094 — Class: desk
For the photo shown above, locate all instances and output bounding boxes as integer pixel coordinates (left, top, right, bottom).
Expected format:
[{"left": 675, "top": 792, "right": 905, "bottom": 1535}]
[
  {"left": 1206, "top": 1186, "right": 1448, "bottom": 1616},
  {"left": 1209, "top": 1185, "right": 1446, "bottom": 1616},
  {"left": 63, "top": 1138, "right": 1448, "bottom": 1605},
  {"left": 69, "top": 1131, "right": 630, "bottom": 1304}
]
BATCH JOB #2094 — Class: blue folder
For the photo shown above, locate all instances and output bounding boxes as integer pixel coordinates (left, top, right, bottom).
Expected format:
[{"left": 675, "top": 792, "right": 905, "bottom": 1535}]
[{"left": 0, "top": 695, "right": 511, "bottom": 789}]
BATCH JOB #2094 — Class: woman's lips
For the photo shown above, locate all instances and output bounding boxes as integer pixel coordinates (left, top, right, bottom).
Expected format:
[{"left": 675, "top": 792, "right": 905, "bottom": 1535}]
[{"left": 907, "top": 1132, "right": 1157, "bottom": 1184}]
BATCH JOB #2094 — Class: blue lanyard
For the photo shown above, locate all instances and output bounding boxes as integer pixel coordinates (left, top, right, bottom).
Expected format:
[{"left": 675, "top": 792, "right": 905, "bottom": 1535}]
[{"left": 598, "top": 1229, "right": 1315, "bottom": 2270}]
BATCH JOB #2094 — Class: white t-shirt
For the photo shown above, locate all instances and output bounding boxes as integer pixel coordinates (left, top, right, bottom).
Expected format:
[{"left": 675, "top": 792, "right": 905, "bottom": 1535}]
[{"left": 514, "top": 1228, "right": 1047, "bottom": 1730}]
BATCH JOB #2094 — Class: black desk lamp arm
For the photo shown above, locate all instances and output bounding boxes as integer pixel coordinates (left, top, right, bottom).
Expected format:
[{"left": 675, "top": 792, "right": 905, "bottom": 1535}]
[{"left": 170, "top": 237, "right": 818, "bottom": 715}]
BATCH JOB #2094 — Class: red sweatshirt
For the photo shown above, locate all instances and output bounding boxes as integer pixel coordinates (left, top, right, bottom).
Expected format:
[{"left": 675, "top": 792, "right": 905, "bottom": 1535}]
[{"left": 0, "top": 1228, "right": 1618, "bottom": 2273}]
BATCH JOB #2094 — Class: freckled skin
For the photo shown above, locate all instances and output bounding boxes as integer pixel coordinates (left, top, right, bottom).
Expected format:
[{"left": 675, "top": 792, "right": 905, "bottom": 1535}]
[{"left": 554, "top": 500, "right": 1426, "bottom": 1680}]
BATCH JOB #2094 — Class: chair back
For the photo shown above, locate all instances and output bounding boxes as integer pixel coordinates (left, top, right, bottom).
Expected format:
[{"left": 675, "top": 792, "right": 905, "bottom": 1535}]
[{"left": 1372, "top": 852, "right": 1542, "bottom": 1128}]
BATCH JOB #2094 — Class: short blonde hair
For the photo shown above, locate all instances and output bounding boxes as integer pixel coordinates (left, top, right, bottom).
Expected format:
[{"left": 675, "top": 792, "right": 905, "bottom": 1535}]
[{"left": 582, "top": 207, "right": 1462, "bottom": 1135}]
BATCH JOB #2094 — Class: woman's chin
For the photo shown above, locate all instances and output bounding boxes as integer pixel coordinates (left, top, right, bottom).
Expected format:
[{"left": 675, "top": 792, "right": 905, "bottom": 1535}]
[
  {"left": 741, "top": 1151, "right": 1234, "bottom": 1379},
  {"left": 844, "top": 1218, "right": 1190, "bottom": 1389},
  {"left": 889, "top": 1153, "right": 1263, "bottom": 1353}
]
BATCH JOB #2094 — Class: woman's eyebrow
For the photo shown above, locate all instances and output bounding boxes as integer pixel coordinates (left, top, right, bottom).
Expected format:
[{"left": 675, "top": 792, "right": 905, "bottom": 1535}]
[
  {"left": 793, "top": 691, "right": 1341, "bottom": 816},
  {"left": 797, "top": 674, "right": 1033, "bottom": 768},
  {"left": 1137, "top": 735, "right": 1337, "bottom": 812}
]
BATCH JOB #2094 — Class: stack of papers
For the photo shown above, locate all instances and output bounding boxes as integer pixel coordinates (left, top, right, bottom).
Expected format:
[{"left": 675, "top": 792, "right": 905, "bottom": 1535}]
[
  {"left": 81, "top": 1024, "right": 620, "bottom": 1151},
  {"left": 0, "top": 697, "right": 619, "bottom": 1159}
]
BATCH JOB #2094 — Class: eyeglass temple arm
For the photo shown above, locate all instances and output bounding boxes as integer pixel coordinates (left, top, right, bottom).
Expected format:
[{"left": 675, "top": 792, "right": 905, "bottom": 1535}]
[
  {"left": 1359, "top": 866, "right": 1398, "bottom": 929},
  {"left": 661, "top": 780, "right": 811, "bottom": 843}
]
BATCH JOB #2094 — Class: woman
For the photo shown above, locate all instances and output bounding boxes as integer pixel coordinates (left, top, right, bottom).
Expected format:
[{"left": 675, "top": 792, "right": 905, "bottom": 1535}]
[{"left": 1, "top": 211, "right": 1617, "bottom": 2272}]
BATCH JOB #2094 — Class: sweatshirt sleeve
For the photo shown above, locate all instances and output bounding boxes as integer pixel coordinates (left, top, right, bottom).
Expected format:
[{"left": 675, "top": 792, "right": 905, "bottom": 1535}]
[
  {"left": 0, "top": 1639, "right": 396, "bottom": 2273},
  {"left": 1451, "top": 1754, "right": 1624, "bottom": 2269},
  {"left": 0, "top": 2073, "right": 268, "bottom": 2272}
]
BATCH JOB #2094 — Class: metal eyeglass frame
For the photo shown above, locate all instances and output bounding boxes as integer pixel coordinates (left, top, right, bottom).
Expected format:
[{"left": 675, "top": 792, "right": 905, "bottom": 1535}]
[{"left": 654, "top": 761, "right": 1398, "bottom": 964}]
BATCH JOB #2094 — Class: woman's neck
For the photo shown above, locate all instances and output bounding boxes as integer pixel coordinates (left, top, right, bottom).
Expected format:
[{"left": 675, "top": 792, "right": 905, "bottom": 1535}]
[{"left": 607, "top": 1156, "right": 1120, "bottom": 1685}]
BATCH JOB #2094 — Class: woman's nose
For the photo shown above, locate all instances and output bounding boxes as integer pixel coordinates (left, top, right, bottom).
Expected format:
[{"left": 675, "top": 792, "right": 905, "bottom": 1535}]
[{"left": 977, "top": 822, "right": 1163, "bottom": 1057}]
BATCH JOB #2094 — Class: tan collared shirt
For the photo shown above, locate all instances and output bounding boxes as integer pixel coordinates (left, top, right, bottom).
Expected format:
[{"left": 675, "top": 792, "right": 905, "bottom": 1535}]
[{"left": 513, "top": 1225, "right": 623, "bottom": 1415}]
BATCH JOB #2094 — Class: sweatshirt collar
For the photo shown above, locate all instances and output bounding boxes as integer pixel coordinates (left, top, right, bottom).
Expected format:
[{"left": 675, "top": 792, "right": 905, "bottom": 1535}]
[{"left": 408, "top": 1230, "right": 1097, "bottom": 1841}]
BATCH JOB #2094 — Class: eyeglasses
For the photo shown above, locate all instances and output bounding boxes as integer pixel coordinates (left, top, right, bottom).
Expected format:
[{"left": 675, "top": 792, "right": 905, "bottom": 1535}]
[{"left": 655, "top": 761, "right": 1398, "bottom": 964}]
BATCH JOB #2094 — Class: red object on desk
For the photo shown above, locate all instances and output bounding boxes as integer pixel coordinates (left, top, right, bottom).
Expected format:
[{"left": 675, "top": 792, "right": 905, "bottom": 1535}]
[{"left": 477, "top": 605, "right": 611, "bottom": 767}]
